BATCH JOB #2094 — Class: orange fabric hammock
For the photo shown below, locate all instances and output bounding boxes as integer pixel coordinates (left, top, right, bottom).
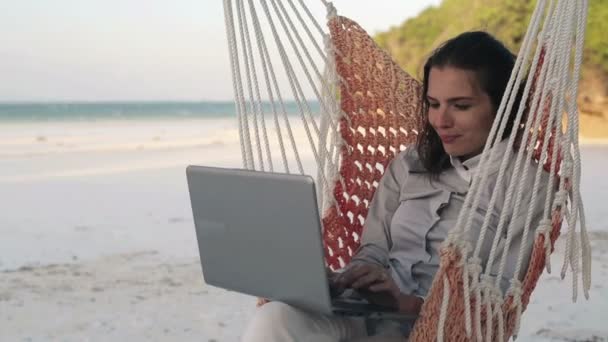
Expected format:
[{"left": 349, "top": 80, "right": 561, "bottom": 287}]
[{"left": 322, "top": 16, "right": 563, "bottom": 341}]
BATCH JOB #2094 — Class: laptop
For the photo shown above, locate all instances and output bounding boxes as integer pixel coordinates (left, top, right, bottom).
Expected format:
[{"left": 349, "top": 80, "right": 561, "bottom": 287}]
[{"left": 186, "top": 165, "right": 412, "bottom": 319}]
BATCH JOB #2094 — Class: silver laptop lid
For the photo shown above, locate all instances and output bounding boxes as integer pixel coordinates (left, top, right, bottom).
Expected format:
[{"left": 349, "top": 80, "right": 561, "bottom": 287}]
[{"left": 186, "top": 165, "right": 333, "bottom": 314}]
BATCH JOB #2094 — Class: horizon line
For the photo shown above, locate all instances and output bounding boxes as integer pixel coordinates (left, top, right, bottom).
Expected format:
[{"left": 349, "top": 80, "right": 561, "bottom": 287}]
[{"left": 0, "top": 99, "right": 317, "bottom": 105}]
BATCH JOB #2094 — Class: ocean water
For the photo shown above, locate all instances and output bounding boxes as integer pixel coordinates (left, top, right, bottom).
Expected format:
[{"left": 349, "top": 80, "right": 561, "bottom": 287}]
[{"left": 0, "top": 101, "right": 320, "bottom": 122}]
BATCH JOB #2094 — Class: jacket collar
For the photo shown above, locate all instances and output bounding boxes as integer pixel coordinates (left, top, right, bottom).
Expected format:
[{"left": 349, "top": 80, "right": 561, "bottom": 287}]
[{"left": 449, "top": 139, "right": 511, "bottom": 184}]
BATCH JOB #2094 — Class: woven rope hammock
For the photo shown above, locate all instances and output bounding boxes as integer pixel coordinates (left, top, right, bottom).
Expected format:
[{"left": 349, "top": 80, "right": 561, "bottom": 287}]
[{"left": 222, "top": 0, "right": 591, "bottom": 340}]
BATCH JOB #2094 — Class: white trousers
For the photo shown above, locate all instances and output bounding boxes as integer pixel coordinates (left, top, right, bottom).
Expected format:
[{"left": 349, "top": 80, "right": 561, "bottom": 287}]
[{"left": 241, "top": 302, "right": 405, "bottom": 342}]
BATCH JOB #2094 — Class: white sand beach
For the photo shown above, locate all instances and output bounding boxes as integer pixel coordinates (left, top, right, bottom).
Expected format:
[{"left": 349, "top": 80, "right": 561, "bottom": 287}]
[{"left": 1, "top": 118, "right": 607, "bottom": 341}]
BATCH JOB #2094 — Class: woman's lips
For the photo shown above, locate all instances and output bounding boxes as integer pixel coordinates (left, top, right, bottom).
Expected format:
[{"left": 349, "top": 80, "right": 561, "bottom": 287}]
[{"left": 439, "top": 135, "right": 460, "bottom": 144}]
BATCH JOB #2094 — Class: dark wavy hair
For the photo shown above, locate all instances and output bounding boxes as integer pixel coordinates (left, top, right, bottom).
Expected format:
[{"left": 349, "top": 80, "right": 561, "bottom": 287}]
[{"left": 416, "top": 31, "right": 520, "bottom": 176}]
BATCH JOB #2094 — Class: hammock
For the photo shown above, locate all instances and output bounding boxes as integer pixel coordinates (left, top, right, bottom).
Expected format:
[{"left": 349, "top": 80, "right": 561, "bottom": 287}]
[{"left": 222, "top": 0, "right": 591, "bottom": 340}]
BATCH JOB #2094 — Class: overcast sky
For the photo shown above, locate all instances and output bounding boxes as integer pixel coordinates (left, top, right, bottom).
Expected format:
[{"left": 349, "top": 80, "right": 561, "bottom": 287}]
[{"left": 0, "top": 1, "right": 441, "bottom": 102}]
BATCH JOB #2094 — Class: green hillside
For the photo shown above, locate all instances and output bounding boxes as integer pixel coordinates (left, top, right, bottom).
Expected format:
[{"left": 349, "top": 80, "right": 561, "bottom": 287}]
[{"left": 374, "top": 0, "right": 608, "bottom": 138}]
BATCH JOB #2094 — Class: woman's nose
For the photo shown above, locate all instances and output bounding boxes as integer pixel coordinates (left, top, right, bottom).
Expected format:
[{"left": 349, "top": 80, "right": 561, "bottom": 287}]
[{"left": 435, "top": 107, "right": 454, "bottom": 128}]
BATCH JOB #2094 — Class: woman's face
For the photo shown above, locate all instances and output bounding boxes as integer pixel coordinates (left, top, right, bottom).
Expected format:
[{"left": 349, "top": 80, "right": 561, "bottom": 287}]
[{"left": 427, "top": 66, "right": 495, "bottom": 160}]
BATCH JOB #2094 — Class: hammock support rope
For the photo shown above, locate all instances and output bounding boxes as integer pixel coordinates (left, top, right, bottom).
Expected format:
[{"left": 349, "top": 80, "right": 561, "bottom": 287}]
[{"left": 222, "top": 0, "right": 591, "bottom": 340}]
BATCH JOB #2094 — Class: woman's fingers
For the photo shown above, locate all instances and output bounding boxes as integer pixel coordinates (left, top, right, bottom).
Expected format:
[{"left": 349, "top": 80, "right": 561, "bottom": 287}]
[
  {"left": 335, "top": 264, "right": 372, "bottom": 287},
  {"left": 350, "top": 273, "right": 382, "bottom": 289},
  {"left": 350, "top": 270, "right": 386, "bottom": 289},
  {"left": 368, "top": 281, "right": 392, "bottom": 292},
  {"left": 351, "top": 267, "right": 391, "bottom": 290},
  {"left": 326, "top": 270, "right": 339, "bottom": 284},
  {"left": 335, "top": 264, "right": 393, "bottom": 293}
]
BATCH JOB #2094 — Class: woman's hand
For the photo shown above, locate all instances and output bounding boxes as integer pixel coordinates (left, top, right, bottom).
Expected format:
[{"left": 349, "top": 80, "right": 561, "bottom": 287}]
[
  {"left": 335, "top": 263, "right": 423, "bottom": 314},
  {"left": 334, "top": 263, "right": 401, "bottom": 308},
  {"left": 326, "top": 268, "right": 346, "bottom": 297}
]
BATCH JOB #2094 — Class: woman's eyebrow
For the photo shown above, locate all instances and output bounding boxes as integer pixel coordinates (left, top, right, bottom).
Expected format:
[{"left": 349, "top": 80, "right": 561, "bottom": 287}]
[{"left": 426, "top": 95, "right": 475, "bottom": 102}]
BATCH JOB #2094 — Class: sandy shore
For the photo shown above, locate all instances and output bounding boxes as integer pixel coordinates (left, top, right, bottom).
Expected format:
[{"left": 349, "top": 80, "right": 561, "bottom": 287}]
[
  {"left": 1, "top": 251, "right": 256, "bottom": 342},
  {"left": 2, "top": 232, "right": 607, "bottom": 341},
  {"left": 1, "top": 118, "right": 607, "bottom": 341}
]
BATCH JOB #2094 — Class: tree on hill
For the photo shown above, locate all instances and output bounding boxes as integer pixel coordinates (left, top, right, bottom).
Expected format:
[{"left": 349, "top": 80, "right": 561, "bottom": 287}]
[{"left": 374, "top": 0, "right": 608, "bottom": 137}]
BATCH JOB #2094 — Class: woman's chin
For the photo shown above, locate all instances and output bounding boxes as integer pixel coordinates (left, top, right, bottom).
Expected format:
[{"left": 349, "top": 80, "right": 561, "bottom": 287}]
[{"left": 442, "top": 145, "right": 463, "bottom": 157}]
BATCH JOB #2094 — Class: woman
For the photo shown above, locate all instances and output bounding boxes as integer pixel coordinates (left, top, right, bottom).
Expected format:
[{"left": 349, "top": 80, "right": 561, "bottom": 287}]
[{"left": 242, "top": 31, "right": 548, "bottom": 342}]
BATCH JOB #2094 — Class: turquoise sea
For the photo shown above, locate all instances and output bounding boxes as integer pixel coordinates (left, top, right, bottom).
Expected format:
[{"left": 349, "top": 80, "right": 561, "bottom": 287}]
[{"left": 0, "top": 101, "right": 321, "bottom": 122}]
